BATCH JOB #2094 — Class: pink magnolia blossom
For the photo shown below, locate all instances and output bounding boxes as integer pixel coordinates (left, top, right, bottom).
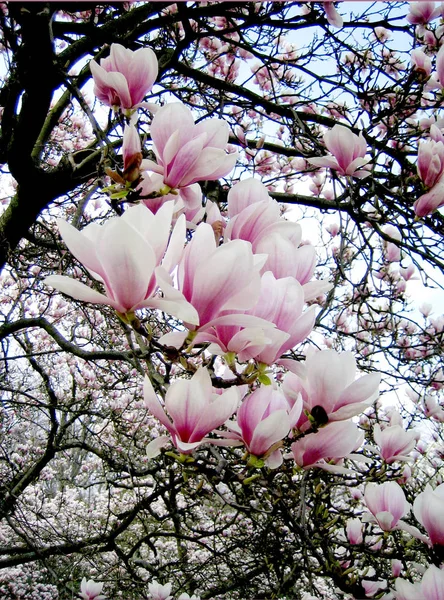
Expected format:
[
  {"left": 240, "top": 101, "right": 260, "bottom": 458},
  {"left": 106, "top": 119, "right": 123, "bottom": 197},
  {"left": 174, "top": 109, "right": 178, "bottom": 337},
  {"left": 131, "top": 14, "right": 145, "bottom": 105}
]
[
  {"left": 90, "top": 43, "right": 158, "bottom": 110},
  {"left": 363, "top": 482, "right": 410, "bottom": 532},
  {"left": 417, "top": 140, "right": 444, "bottom": 188},
  {"left": 406, "top": 1, "right": 441, "bottom": 25},
  {"left": 242, "top": 272, "right": 316, "bottom": 364},
  {"left": 137, "top": 172, "right": 203, "bottom": 220},
  {"left": 119, "top": 124, "right": 143, "bottom": 183},
  {"left": 399, "top": 264, "right": 417, "bottom": 281},
  {"left": 309, "top": 124, "right": 371, "bottom": 178},
  {"left": 192, "top": 314, "right": 289, "bottom": 366},
  {"left": 326, "top": 222, "right": 340, "bottom": 237},
  {"left": 144, "top": 367, "right": 239, "bottom": 454},
  {"left": 394, "top": 577, "right": 422, "bottom": 600},
  {"left": 373, "top": 423, "right": 418, "bottom": 463},
  {"left": 282, "top": 350, "right": 380, "bottom": 432},
  {"left": 374, "top": 27, "right": 391, "bottom": 43},
  {"left": 196, "top": 272, "right": 315, "bottom": 365},
  {"left": 291, "top": 421, "right": 363, "bottom": 471},
  {"left": 424, "top": 395, "right": 444, "bottom": 422},
  {"left": 177, "top": 222, "right": 265, "bottom": 329},
  {"left": 137, "top": 172, "right": 179, "bottom": 214},
  {"left": 255, "top": 235, "right": 321, "bottom": 291},
  {"left": 226, "top": 177, "right": 271, "bottom": 218},
  {"left": 180, "top": 187, "right": 207, "bottom": 224},
  {"left": 225, "top": 179, "right": 300, "bottom": 255},
  {"left": 122, "top": 124, "right": 141, "bottom": 170},
  {"left": 225, "top": 179, "right": 331, "bottom": 297},
  {"left": 431, "top": 367, "right": 444, "bottom": 390},
  {"left": 228, "top": 200, "right": 317, "bottom": 285},
  {"left": 421, "top": 302, "right": 434, "bottom": 317},
  {"left": 430, "top": 123, "right": 444, "bottom": 143},
  {"left": 414, "top": 181, "right": 444, "bottom": 217},
  {"left": 421, "top": 564, "right": 444, "bottom": 600},
  {"left": 362, "top": 579, "right": 387, "bottom": 598},
  {"left": 398, "top": 464, "right": 413, "bottom": 485},
  {"left": 411, "top": 49, "right": 432, "bottom": 77},
  {"left": 322, "top": 1, "right": 343, "bottom": 28},
  {"left": 142, "top": 102, "right": 237, "bottom": 189},
  {"left": 437, "top": 44, "right": 444, "bottom": 87},
  {"left": 44, "top": 203, "right": 198, "bottom": 324},
  {"left": 413, "top": 483, "right": 444, "bottom": 546},
  {"left": 346, "top": 518, "right": 363, "bottom": 545},
  {"left": 224, "top": 386, "right": 302, "bottom": 468},
  {"left": 383, "top": 225, "right": 401, "bottom": 262},
  {"left": 392, "top": 559, "right": 403, "bottom": 578},
  {"left": 80, "top": 578, "right": 106, "bottom": 600},
  {"left": 148, "top": 580, "right": 173, "bottom": 600}
]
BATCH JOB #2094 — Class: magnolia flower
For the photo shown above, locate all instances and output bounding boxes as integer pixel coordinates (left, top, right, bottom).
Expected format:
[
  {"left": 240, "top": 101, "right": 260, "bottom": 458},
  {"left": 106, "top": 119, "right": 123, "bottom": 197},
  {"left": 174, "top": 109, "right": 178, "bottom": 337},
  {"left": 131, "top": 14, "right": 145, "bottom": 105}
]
[
  {"left": 114, "top": 124, "right": 143, "bottom": 184},
  {"left": 223, "top": 386, "right": 302, "bottom": 468},
  {"left": 245, "top": 272, "right": 316, "bottom": 364},
  {"left": 225, "top": 182, "right": 287, "bottom": 248},
  {"left": 322, "top": 0, "right": 343, "bottom": 28},
  {"left": 80, "top": 578, "right": 106, "bottom": 600},
  {"left": 383, "top": 225, "right": 401, "bottom": 262},
  {"left": 430, "top": 124, "right": 444, "bottom": 143},
  {"left": 137, "top": 172, "right": 203, "bottom": 219},
  {"left": 411, "top": 49, "right": 432, "bottom": 77},
  {"left": 362, "top": 580, "right": 387, "bottom": 598},
  {"left": 413, "top": 483, "right": 444, "bottom": 546},
  {"left": 406, "top": 1, "right": 441, "bottom": 25},
  {"left": 177, "top": 222, "right": 265, "bottom": 329},
  {"left": 346, "top": 517, "right": 363, "bottom": 545},
  {"left": 148, "top": 580, "right": 173, "bottom": 600},
  {"left": 226, "top": 177, "right": 271, "bottom": 218},
  {"left": 399, "top": 264, "right": 417, "bottom": 281},
  {"left": 44, "top": 203, "right": 198, "bottom": 324},
  {"left": 417, "top": 140, "right": 444, "bottom": 188},
  {"left": 283, "top": 350, "right": 380, "bottom": 432},
  {"left": 122, "top": 124, "right": 141, "bottom": 170},
  {"left": 424, "top": 395, "right": 444, "bottom": 422},
  {"left": 142, "top": 102, "right": 237, "bottom": 189},
  {"left": 421, "top": 564, "right": 444, "bottom": 600},
  {"left": 414, "top": 182, "right": 444, "bottom": 217},
  {"left": 193, "top": 315, "right": 289, "bottom": 366},
  {"left": 437, "top": 44, "right": 444, "bottom": 87},
  {"left": 394, "top": 577, "right": 422, "bottom": 600},
  {"left": 144, "top": 367, "right": 239, "bottom": 454},
  {"left": 90, "top": 43, "right": 158, "bottom": 110},
  {"left": 291, "top": 421, "right": 363, "bottom": 471},
  {"left": 195, "top": 272, "right": 315, "bottom": 365},
  {"left": 255, "top": 234, "right": 319, "bottom": 288},
  {"left": 373, "top": 423, "right": 418, "bottom": 463},
  {"left": 309, "top": 124, "right": 371, "bottom": 178},
  {"left": 225, "top": 180, "right": 330, "bottom": 297},
  {"left": 373, "top": 27, "right": 391, "bottom": 43},
  {"left": 396, "top": 567, "right": 444, "bottom": 600},
  {"left": 364, "top": 482, "right": 410, "bottom": 531},
  {"left": 390, "top": 560, "right": 402, "bottom": 579}
]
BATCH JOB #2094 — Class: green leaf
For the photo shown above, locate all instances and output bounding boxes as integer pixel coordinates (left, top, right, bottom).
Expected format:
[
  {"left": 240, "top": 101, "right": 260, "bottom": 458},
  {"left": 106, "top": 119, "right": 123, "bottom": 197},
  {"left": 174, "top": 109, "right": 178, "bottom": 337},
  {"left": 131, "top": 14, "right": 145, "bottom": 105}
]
[
  {"left": 258, "top": 373, "right": 272, "bottom": 386},
  {"left": 110, "top": 190, "right": 129, "bottom": 200}
]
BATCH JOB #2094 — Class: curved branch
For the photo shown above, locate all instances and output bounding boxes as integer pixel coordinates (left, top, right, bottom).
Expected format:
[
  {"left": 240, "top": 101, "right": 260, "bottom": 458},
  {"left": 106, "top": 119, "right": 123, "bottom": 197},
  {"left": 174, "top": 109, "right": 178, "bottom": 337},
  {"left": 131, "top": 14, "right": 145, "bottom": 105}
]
[{"left": 0, "top": 316, "right": 133, "bottom": 362}]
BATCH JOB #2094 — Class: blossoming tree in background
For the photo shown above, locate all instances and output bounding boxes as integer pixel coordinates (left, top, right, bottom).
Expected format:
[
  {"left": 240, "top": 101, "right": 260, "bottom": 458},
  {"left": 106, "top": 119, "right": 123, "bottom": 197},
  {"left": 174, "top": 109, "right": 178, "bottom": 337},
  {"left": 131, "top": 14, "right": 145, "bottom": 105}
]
[{"left": 0, "top": 2, "right": 444, "bottom": 599}]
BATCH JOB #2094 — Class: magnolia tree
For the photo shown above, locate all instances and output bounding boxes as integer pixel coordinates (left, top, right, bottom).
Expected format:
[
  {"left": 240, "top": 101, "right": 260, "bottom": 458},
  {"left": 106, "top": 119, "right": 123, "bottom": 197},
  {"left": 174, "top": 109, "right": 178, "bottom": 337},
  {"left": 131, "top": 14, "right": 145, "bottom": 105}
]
[{"left": 1, "top": 1, "right": 444, "bottom": 599}]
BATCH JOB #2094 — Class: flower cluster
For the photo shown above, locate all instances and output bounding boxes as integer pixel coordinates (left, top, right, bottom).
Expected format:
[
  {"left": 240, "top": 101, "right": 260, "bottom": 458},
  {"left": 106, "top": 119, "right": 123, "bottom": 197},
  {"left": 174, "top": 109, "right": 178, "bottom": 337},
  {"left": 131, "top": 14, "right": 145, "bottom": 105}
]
[
  {"left": 44, "top": 43, "right": 387, "bottom": 473},
  {"left": 42, "top": 41, "right": 442, "bottom": 598}
]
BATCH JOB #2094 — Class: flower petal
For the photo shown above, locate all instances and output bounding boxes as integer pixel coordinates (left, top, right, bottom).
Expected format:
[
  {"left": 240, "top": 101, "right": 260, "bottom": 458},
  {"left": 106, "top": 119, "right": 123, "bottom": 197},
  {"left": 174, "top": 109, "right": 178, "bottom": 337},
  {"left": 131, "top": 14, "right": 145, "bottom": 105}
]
[
  {"left": 248, "top": 409, "right": 290, "bottom": 456},
  {"left": 44, "top": 275, "right": 120, "bottom": 310}
]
